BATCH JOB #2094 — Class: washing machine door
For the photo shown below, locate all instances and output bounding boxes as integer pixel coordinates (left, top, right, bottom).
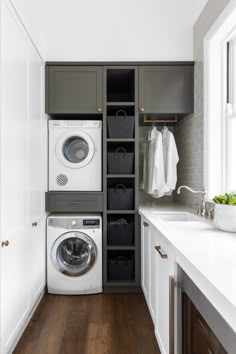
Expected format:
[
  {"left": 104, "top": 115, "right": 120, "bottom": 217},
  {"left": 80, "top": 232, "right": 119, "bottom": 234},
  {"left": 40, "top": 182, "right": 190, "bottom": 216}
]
[
  {"left": 56, "top": 131, "right": 95, "bottom": 169},
  {"left": 51, "top": 232, "right": 97, "bottom": 277}
]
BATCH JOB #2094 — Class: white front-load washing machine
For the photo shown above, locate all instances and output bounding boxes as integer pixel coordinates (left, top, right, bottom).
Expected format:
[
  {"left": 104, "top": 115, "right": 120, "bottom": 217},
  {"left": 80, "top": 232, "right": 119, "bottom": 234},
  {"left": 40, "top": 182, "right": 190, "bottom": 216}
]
[
  {"left": 49, "top": 120, "right": 102, "bottom": 191},
  {"left": 47, "top": 214, "right": 102, "bottom": 295}
]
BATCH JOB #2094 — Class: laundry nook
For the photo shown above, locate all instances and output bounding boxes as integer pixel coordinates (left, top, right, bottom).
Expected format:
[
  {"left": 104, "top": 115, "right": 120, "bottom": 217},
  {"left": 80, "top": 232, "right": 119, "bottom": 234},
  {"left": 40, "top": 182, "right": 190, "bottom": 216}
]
[{"left": 0, "top": 1, "right": 236, "bottom": 353}]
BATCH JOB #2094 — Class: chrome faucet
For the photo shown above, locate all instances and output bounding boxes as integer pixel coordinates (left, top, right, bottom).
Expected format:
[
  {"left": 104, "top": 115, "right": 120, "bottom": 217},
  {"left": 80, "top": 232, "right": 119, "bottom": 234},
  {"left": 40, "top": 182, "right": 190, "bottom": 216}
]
[{"left": 177, "top": 185, "right": 207, "bottom": 217}]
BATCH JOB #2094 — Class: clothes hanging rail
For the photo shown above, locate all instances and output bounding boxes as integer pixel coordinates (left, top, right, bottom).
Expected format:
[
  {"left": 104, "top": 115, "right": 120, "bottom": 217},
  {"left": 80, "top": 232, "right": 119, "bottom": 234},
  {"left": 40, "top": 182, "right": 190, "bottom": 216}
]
[{"left": 143, "top": 114, "right": 178, "bottom": 123}]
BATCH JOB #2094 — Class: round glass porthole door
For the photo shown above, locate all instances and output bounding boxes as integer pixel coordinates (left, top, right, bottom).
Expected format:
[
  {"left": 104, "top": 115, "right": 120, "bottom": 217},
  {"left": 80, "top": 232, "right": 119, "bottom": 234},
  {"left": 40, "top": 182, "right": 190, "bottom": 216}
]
[
  {"left": 56, "top": 131, "right": 95, "bottom": 169},
  {"left": 63, "top": 137, "right": 89, "bottom": 163},
  {"left": 51, "top": 232, "right": 97, "bottom": 277}
]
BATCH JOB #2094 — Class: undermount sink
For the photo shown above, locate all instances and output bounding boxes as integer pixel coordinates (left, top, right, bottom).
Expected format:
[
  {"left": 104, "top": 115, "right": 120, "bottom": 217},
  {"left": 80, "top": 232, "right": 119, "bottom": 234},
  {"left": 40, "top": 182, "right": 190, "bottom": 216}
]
[{"left": 152, "top": 212, "right": 200, "bottom": 222}]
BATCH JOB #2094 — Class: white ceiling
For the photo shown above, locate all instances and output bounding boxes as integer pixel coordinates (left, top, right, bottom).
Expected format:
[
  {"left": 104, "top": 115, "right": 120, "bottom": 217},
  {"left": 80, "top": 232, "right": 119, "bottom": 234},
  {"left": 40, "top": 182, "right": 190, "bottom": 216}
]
[{"left": 11, "top": 0, "right": 208, "bottom": 61}]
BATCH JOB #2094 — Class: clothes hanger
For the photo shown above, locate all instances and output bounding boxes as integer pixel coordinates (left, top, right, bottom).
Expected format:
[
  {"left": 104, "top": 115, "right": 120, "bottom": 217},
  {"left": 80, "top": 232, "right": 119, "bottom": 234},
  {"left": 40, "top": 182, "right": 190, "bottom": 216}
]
[{"left": 162, "top": 121, "right": 168, "bottom": 135}]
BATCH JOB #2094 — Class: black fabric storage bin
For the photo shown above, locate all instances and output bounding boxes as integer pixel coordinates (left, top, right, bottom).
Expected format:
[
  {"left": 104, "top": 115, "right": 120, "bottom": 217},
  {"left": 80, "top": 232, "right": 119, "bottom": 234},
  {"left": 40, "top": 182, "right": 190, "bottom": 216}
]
[
  {"left": 108, "top": 147, "right": 134, "bottom": 174},
  {"left": 107, "top": 219, "right": 134, "bottom": 245},
  {"left": 108, "top": 184, "right": 134, "bottom": 210},
  {"left": 108, "top": 255, "right": 134, "bottom": 281},
  {"left": 107, "top": 110, "right": 135, "bottom": 138}
]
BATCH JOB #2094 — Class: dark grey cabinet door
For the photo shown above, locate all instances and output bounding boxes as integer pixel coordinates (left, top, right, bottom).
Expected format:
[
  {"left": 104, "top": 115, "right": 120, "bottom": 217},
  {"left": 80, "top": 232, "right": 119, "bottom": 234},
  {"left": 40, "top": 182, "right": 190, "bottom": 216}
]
[
  {"left": 46, "top": 66, "right": 102, "bottom": 114},
  {"left": 139, "top": 66, "right": 193, "bottom": 114}
]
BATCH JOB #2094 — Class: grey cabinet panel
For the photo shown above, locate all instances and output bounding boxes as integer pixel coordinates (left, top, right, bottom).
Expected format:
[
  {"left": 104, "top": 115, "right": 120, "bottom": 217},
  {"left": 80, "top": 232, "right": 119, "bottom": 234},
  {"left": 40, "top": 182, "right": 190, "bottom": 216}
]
[
  {"left": 139, "top": 66, "right": 193, "bottom": 114},
  {"left": 46, "top": 192, "right": 103, "bottom": 212},
  {"left": 46, "top": 66, "right": 102, "bottom": 114}
]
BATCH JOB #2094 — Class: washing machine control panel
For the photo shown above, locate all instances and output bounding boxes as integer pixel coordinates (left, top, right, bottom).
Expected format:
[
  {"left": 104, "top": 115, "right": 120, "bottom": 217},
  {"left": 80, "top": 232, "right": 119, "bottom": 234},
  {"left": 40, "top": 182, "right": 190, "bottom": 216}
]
[
  {"left": 83, "top": 219, "right": 100, "bottom": 226},
  {"left": 48, "top": 217, "right": 101, "bottom": 230}
]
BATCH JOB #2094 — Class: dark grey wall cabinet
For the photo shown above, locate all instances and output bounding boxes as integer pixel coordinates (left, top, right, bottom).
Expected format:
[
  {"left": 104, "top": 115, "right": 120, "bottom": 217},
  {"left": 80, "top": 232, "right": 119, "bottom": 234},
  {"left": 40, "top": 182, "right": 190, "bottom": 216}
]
[
  {"left": 46, "top": 66, "right": 102, "bottom": 114},
  {"left": 139, "top": 65, "right": 193, "bottom": 114}
]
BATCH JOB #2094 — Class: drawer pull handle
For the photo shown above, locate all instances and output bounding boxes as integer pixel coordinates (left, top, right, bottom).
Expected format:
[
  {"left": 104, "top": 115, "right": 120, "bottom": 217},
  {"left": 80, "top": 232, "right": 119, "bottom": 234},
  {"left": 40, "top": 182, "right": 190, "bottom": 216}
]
[
  {"left": 155, "top": 246, "right": 168, "bottom": 259},
  {"left": 72, "top": 201, "right": 80, "bottom": 204},
  {"left": 143, "top": 221, "right": 149, "bottom": 227}
]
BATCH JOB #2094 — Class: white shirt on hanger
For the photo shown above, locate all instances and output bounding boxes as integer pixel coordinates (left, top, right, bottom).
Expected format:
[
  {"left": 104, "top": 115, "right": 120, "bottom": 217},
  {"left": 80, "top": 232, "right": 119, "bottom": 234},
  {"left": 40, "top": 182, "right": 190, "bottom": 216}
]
[
  {"left": 143, "top": 127, "right": 169, "bottom": 198},
  {"left": 162, "top": 126, "right": 179, "bottom": 195}
]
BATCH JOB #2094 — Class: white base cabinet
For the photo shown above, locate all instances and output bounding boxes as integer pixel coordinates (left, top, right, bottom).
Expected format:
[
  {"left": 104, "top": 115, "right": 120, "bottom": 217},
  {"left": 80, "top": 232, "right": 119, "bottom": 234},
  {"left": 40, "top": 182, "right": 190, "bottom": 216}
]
[
  {"left": 141, "top": 218, "right": 150, "bottom": 302},
  {"left": 0, "top": 2, "right": 46, "bottom": 353},
  {"left": 141, "top": 216, "right": 174, "bottom": 354},
  {"left": 155, "top": 232, "right": 174, "bottom": 354}
]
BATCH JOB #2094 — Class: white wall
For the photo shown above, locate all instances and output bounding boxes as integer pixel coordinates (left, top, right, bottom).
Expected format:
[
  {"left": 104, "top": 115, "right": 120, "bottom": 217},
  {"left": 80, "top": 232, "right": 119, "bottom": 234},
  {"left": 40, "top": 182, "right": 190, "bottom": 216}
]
[
  {"left": 8, "top": 0, "right": 46, "bottom": 57},
  {"left": 9, "top": 0, "right": 207, "bottom": 61},
  {"left": 194, "top": 0, "right": 231, "bottom": 60}
]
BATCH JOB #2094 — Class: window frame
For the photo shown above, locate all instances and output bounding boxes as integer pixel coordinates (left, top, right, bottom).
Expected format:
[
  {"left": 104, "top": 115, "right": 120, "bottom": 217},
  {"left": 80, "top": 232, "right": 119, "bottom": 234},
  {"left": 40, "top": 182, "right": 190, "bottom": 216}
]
[{"left": 204, "top": 1, "right": 236, "bottom": 200}]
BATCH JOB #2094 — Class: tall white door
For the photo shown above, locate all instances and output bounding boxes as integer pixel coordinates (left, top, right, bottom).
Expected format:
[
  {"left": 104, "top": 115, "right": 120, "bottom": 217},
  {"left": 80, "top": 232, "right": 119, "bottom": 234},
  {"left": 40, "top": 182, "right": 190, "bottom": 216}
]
[
  {"left": 0, "top": 2, "right": 30, "bottom": 352},
  {"left": 0, "top": 2, "right": 46, "bottom": 353},
  {"left": 28, "top": 45, "right": 45, "bottom": 305}
]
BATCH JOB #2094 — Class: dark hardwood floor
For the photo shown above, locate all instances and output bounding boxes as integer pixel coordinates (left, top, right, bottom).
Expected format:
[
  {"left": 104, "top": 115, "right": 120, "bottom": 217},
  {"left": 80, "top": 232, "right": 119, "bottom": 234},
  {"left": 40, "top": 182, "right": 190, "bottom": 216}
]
[{"left": 14, "top": 293, "right": 160, "bottom": 354}]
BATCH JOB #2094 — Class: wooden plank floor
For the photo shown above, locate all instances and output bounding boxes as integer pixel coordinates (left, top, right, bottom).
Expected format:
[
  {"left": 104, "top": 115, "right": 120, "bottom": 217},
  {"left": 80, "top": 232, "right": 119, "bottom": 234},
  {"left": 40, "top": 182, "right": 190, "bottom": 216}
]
[{"left": 14, "top": 293, "right": 160, "bottom": 354}]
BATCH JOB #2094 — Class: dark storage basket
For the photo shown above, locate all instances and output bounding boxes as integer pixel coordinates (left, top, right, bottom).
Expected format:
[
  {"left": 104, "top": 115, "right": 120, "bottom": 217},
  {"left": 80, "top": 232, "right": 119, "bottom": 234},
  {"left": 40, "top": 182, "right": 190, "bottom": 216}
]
[
  {"left": 108, "top": 254, "right": 134, "bottom": 281},
  {"left": 108, "top": 184, "right": 134, "bottom": 210},
  {"left": 108, "top": 147, "right": 134, "bottom": 174},
  {"left": 107, "top": 218, "right": 134, "bottom": 245},
  {"left": 107, "top": 110, "right": 135, "bottom": 138}
]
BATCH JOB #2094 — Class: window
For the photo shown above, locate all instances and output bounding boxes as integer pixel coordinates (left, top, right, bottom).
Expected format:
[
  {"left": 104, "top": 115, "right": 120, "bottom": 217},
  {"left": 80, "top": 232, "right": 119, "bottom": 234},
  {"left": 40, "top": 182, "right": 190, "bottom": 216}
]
[
  {"left": 204, "top": 3, "right": 236, "bottom": 199},
  {"left": 226, "top": 38, "right": 236, "bottom": 193}
]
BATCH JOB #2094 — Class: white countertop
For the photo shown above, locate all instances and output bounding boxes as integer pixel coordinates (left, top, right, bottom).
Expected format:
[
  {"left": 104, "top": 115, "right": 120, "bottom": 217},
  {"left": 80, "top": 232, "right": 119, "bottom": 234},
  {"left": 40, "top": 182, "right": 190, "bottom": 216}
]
[{"left": 139, "top": 203, "right": 236, "bottom": 333}]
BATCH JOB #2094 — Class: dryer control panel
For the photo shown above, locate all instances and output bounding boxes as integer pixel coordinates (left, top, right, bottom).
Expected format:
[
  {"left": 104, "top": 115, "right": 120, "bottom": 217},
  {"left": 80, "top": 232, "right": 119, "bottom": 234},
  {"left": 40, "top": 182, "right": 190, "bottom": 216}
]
[{"left": 49, "top": 120, "right": 101, "bottom": 128}]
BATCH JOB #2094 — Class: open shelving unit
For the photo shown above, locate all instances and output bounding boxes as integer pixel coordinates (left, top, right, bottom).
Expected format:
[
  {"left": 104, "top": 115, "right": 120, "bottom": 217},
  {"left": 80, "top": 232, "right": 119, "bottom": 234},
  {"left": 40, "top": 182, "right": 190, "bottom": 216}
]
[{"left": 103, "top": 66, "right": 140, "bottom": 292}]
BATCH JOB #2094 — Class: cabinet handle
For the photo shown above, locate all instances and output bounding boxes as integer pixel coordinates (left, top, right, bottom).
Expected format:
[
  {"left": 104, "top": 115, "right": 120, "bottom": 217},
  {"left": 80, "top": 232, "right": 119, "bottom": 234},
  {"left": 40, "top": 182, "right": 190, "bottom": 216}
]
[
  {"left": 97, "top": 108, "right": 102, "bottom": 113},
  {"left": 140, "top": 107, "right": 145, "bottom": 112},
  {"left": 143, "top": 221, "right": 149, "bottom": 227},
  {"left": 1, "top": 240, "right": 9, "bottom": 247},
  {"left": 155, "top": 246, "right": 168, "bottom": 259},
  {"left": 169, "top": 276, "right": 175, "bottom": 354},
  {"left": 32, "top": 222, "right": 38, "bottom": 227},
  {"left": 72, "top": 201, "right": 80, "bottom": 204}
]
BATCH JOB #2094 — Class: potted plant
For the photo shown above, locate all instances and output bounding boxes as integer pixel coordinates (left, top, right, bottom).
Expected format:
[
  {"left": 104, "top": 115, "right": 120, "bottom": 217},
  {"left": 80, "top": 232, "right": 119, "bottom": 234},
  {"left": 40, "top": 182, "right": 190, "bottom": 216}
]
[{"left": 213, "top": 193, "right": 236, "bottom": 232}]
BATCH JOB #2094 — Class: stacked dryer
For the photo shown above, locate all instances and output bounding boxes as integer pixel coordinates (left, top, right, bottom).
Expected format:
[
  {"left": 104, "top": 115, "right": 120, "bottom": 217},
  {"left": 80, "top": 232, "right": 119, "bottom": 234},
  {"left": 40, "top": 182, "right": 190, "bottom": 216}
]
[
  {"left": 49, "top": 120, "right": 102, "bottom": 191},
  {"left": 47, "top": 120, "right": 103, "bottom": 295}
]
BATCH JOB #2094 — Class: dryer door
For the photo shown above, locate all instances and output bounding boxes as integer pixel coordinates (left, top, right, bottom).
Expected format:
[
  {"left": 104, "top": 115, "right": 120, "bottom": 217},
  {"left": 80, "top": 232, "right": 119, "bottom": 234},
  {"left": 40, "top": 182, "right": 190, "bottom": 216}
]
[
  {"left": 56, "top": 131, "right": 95, "bottom": 169},
  {"left": 51, "top": 232, "right": 97, "bottom": 277}
]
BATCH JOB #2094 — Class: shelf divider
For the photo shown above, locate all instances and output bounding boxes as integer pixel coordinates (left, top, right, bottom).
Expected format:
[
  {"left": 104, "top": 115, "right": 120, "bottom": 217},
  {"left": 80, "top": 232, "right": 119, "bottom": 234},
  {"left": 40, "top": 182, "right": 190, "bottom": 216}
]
[
  {"left": 106, "top": 210, "right": 135, "bottom": 214},
  {"left": 106, "top": 174, "right": 135, "bottom": 178},
  {"left": 107, "top": 138, "right": 135, "bottom": 142},
  {"left": 106, "top": 101, "right": 135, "bottom": 106},
  {"left": 107, "top": 245, "right": 135, "bottom": 250}
]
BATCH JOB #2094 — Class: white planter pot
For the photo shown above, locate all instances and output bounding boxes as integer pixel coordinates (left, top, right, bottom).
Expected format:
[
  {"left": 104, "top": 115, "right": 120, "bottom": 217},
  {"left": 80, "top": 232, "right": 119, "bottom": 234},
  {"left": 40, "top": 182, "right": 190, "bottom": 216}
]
[{"left": 214, "top": 204, "right": 236, "bottom": 232}]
